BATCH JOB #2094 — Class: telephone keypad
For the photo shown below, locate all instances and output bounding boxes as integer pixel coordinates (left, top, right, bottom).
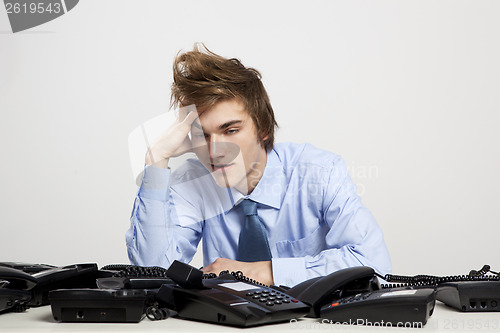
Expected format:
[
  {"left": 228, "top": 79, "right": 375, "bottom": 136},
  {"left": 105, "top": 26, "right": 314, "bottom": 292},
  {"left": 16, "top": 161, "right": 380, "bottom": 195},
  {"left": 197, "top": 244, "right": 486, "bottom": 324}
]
[{"left": 244, "top": 288, "right": 299, "bottom": 308}]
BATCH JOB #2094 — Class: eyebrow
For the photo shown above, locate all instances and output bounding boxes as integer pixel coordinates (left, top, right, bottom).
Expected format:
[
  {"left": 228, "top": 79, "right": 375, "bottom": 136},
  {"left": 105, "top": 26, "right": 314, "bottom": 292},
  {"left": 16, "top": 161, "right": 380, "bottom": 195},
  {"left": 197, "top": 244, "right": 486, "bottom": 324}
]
[
  {"left": 192, "top": 120, "right": 243, "bottom": 131},
  {"left": 218, "top": 120, "right": 243, "bottom": 130}
]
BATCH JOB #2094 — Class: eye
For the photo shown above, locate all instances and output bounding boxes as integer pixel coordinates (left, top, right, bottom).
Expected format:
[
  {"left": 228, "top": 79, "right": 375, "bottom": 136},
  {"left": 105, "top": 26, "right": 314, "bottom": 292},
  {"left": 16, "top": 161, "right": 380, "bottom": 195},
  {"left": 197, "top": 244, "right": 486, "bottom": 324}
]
[{"left": 226, "top": 128, "right": 239, "bottom": 135}]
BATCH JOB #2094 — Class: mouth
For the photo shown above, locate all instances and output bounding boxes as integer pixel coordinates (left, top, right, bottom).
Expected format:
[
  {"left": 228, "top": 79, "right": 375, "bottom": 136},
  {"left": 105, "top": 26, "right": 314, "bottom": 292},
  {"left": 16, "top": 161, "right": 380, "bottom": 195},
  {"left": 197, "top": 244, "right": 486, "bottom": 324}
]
[{"left": 209, "top": 163, "right": 234, "bottom": 172}]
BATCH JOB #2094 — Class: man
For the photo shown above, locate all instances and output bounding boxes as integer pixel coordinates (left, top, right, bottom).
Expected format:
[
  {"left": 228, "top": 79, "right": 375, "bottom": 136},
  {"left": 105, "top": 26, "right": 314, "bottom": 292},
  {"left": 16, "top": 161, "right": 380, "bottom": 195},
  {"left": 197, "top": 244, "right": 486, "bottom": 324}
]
[{"left": 126, "top": 45, "right": 391, "bottom": 287}]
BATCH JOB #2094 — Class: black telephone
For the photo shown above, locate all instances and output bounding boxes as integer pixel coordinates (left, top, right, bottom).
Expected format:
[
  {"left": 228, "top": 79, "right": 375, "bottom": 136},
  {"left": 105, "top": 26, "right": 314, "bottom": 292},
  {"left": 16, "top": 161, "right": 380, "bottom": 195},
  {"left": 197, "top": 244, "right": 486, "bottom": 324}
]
[
  {"left": 285, "top": 266, "right": 436, "bottom": 326},
  {"left": 383, "top": 265, "right": 500, "bottom": 313},
  {"left": 49, "top": 264, "right": 173, "bottom": 323},
  {"left": 0, "top": 262, "right": 109, "bottom": 314},
  {"left": 154, "top": 261, "right": 310, "bottom": 327}
]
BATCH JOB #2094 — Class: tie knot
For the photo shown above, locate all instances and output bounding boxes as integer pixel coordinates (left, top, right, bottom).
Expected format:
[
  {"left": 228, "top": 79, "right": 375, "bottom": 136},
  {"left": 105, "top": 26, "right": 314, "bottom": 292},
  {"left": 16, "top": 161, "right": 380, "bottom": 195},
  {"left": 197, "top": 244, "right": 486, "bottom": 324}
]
[{"left": 239, "top": 199, "right": 258, "bottom": 216}]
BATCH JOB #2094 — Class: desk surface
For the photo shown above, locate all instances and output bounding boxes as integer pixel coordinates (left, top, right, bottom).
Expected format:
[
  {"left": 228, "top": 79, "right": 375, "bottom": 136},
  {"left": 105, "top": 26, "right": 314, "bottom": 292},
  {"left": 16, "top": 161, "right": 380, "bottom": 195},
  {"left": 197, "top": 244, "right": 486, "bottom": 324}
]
[{"left": 2, "top": 303, "right": 499, "bottom": 332}]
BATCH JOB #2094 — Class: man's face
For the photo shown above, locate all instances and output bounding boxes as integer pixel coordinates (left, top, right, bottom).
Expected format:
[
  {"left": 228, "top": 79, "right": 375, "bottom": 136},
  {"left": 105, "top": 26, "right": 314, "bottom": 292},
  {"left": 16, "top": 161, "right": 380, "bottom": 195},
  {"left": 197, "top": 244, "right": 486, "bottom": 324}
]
[{"left": 190, "top": 99, "right": 267, "bottom": 194}]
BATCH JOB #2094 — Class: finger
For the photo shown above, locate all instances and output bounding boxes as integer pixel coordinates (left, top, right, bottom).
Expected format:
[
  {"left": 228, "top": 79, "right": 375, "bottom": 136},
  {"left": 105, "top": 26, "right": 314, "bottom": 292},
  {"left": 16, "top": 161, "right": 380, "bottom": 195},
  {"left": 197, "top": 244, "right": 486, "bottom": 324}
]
[
  {"left": 201, "top": 265, "right": 214, "bottom": 273},
  {"left": 178, "top": 104, "right": 197, "bottom": 122},
  {"left": 182, "top": 109, "right": 199, "bottom": 127},
  {"left": 172, "top": 136, "right": 194, "bottom": 157}
]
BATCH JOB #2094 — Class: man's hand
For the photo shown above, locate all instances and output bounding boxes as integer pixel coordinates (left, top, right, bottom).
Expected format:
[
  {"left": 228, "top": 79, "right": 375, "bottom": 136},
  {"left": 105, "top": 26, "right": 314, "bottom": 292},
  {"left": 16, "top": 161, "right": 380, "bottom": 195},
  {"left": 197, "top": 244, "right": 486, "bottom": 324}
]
[
  {"left": 145, "top": 105, "right": 199, "bottom": 168},
  {"left": 202, "top": 258, "right": 274, "bottom": 286}
]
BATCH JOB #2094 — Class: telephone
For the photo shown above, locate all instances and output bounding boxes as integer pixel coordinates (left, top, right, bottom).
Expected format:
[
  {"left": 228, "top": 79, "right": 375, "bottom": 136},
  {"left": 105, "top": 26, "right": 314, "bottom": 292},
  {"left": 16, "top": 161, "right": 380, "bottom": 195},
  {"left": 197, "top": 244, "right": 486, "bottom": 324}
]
[
  {"left": 284, "top": 266, "right": 436, "bottom": 326},
  {"left": 383, "top": 265, "right": 500, "bottom": 312},
  {"left": 49, "top": 264, "right": 177, "bottom": 323},
  {"left": 0, "top": 262, "right": 108, "bottom": 314},
  {"left": 154, "top": 261, "right": 310, "bottom": 327},
  {"left": 437, "top": 281, "right": 500, "bottom": 312}
]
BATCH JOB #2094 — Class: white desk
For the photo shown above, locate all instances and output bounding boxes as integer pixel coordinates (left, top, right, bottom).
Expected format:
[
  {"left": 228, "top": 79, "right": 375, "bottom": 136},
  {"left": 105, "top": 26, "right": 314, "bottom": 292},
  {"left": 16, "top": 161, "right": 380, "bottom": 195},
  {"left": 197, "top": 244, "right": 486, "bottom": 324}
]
[{"left": 2, "top": 303, "right": 499, "bottom": 332}]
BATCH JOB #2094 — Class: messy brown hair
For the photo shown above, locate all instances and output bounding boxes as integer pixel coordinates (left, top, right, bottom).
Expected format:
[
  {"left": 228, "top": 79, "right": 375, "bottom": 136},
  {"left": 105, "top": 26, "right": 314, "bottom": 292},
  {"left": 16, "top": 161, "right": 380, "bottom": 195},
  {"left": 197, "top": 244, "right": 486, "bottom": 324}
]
[{"left": 171, "top": 44, "right": 278, "bottom": 151}]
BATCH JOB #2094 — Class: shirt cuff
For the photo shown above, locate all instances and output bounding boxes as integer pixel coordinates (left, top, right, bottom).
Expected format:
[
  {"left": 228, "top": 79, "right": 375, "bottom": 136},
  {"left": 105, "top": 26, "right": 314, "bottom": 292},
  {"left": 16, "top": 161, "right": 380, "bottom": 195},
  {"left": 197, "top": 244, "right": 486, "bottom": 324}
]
[
  {"left": 271, "top": 257, "right": 308, "bottom": 287},
  {"left": 138, "top": 165, "right": 171, "bottom": 202}
]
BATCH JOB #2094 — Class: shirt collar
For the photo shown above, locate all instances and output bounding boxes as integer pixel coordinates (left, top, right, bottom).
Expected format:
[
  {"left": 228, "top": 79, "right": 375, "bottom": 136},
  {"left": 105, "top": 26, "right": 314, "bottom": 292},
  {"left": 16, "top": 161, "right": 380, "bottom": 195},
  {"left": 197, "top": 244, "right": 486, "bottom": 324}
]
[{"left": 246, "top": 148, "right": 285, "bottom": 209}]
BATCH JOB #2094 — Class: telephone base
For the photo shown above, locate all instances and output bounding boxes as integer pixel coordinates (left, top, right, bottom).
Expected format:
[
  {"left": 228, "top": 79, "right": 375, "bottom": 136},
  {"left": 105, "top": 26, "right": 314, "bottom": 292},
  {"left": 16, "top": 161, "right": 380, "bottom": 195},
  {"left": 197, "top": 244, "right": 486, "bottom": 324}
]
[
  {"left": 320, "top": 288, "right": 436, "bottom": 327},
  {"left": 437, "top": 281, "right": 500, "bottom": 312},
  {"left": 49, "top": 289, "right": 154, "bottom": 323}
]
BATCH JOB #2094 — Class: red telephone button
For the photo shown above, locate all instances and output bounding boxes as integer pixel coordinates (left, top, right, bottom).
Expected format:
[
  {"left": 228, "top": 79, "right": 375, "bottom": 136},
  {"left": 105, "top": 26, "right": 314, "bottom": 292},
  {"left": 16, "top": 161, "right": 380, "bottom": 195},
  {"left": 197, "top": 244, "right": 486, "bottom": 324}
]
[
  {"left": 331, "top": 302, "right": 339, "bottom": 307},
  {"left": 291, "top": 299, "right": 298, "bottom": 303}
]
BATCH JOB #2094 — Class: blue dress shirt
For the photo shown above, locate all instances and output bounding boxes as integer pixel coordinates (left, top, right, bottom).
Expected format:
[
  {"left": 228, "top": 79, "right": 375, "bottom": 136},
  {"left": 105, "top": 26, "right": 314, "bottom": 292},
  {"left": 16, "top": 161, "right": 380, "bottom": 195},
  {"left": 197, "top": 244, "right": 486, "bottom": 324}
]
[{"left": 126, "top": 142, "right": 392, "bottom": 287}]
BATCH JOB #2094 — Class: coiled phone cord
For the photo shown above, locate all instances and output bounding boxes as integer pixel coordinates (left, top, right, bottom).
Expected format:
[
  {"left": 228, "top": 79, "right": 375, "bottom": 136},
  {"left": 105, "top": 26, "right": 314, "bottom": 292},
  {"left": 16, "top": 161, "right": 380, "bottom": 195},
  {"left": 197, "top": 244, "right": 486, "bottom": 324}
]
[
  {"left": 101, "top": 264, "right": 170, "bottom": 278},
  {"left": 378, "top": 264, "right": 500, "bottom": 289},
  {"left": 202, "top": 270, "right": 269, "bottom": 287},
  {"left": 101, "top": 264, "right": 268, "bottom": 287}
]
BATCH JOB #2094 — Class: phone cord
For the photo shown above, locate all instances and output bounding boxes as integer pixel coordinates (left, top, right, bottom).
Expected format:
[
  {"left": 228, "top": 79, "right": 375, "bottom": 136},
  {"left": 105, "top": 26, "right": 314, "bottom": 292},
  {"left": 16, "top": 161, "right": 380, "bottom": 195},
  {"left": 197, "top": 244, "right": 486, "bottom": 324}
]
[
  {"left": 202, "top": 270, "right": 269, "bottom": 287},
  {"left": 379, "top": 264, "right": 500, "bottom": 289}
]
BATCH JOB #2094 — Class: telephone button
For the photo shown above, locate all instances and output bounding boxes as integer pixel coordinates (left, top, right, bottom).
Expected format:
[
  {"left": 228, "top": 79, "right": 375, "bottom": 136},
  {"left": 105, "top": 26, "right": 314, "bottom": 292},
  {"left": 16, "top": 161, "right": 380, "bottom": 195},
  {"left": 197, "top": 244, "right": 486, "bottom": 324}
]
[
  {"left": 262, "top": 293, "right": 269, "bottom": 297},
  {"left": 252, "top": 295, "right": 260, "bottom": 299},
  {"left": 254, "top": 291, "right": 262, "bottom": 294},
  {"left": 266, "top": 301, "right": 274, "bottom": 306},
  {"left": 268, "top": 296, "right": 276, "bottom": 301},
  {"left": 291, "top": 299, "right": 298, "bottom": 303},
  {"left": 283, "top": 299, "right": 290, "bottom": 303},
  {"left": 246, "top": 292, "right": 254, "bottom": 296},
  {"left": 259, "top": 298, "right": 267, "bottom": 302},
  {"left": 274, "top": 300, "right": 282, "bottom": 305},
  {"left": 276, "top": 296, "right": 283, "bottom": 300}
]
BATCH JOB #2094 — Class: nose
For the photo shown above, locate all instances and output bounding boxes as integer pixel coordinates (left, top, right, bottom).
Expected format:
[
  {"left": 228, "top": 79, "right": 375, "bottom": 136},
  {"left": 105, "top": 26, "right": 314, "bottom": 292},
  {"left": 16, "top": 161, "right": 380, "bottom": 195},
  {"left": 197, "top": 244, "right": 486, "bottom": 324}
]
[{"left": 208, "top": 135, "right": 226, "bottom": 160}]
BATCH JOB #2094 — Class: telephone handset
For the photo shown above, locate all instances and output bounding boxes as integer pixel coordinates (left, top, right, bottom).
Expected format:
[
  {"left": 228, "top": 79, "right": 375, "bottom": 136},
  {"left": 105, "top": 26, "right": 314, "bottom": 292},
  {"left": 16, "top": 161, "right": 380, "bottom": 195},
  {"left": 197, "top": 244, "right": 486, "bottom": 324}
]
[
  {"left": 0, "top": 262, "right": 56, "bottom": 274},
  {"left": 286, "top": 266, "right": 380, "bottom": 317},
  {"left": 0, "top": 266, "right": 38, "bottom": 290},
  {"left": 0, "top": 266, "right": 38, "bottom": 313},
  {"left": 155, "top": 261, "right": 310, "bottom": 327}
]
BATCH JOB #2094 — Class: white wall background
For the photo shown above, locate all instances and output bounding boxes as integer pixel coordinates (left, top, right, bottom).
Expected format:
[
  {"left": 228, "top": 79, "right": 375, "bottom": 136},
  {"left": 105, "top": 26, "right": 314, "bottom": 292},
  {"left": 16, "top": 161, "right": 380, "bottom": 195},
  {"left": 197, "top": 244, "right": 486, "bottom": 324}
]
[{"left": 0, "top": 0, "right": 498, "bottom": 277}]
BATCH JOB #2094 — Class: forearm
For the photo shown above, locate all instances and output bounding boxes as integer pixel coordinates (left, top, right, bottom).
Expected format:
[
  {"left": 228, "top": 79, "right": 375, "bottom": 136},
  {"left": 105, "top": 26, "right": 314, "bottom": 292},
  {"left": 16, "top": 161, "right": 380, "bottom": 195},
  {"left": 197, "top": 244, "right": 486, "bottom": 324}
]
[
  {"left": 272, "top": 242, "right": 392, "bottom": 287},
  {"left": 127, "top": 196, "right": 175, "bottom": 267},
  {"left": 125, "top": 165, "right": 198, "bottom": 268}
]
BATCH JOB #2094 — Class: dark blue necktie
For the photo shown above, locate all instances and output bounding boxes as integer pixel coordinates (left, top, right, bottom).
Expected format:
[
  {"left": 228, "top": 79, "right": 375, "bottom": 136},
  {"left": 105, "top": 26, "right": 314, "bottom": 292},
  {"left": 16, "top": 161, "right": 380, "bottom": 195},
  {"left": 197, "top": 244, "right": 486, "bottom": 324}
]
[{"left": 237, "top": 199, "right": 272, "bottom": 262}]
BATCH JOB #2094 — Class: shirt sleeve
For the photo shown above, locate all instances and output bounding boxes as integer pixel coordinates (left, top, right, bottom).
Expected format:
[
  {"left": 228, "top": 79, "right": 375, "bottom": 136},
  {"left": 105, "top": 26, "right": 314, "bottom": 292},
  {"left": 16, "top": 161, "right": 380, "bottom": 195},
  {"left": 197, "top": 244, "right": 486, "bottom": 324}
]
[
  {"left": 125, "top": 165, "right": 202, "bottom": 268},
  {"left": 271, "top": 158, "right": 392, "bottom": 287}
]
